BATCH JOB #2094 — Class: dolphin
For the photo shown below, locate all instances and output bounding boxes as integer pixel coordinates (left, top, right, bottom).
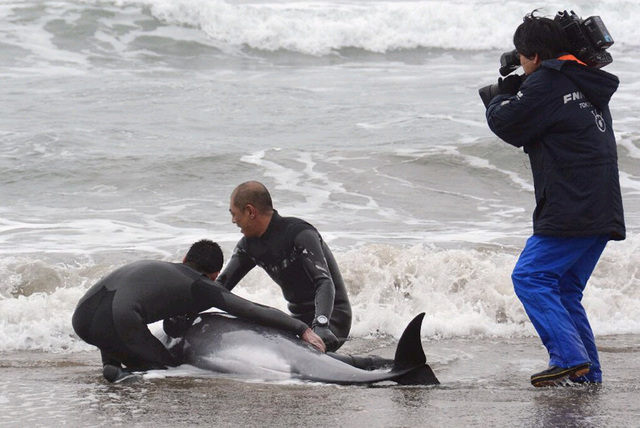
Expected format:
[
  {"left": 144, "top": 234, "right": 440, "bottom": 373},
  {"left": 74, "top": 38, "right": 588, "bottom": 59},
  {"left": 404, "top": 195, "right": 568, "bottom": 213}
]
[{"left": 178, "top": 312, "right": 439, "bottom": 385}]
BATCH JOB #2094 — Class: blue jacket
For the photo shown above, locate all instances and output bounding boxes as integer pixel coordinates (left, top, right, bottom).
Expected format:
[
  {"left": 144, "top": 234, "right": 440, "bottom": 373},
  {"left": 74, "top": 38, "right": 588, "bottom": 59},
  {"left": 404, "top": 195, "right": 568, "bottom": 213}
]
[{"left": 486, "top": 57, "right": 625, "bottom": 240}]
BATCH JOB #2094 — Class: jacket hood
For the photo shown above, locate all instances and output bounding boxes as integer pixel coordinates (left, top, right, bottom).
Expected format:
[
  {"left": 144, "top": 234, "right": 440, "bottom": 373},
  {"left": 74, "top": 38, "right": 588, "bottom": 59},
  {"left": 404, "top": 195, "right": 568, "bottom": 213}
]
[{"left": 541, "top": 58, "right": 619, "bottom": 109}]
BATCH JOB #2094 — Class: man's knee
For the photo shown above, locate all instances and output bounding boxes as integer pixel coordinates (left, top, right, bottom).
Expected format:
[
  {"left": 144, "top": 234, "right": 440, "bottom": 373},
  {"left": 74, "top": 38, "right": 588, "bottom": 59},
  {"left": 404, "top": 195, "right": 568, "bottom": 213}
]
[{"left": 511, "top": 265, "right": 530, "bottom": 299}]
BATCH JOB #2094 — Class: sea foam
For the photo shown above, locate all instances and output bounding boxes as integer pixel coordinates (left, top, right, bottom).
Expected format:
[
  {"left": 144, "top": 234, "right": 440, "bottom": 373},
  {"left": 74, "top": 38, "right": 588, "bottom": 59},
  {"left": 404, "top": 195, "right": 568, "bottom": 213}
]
[
  {"left": 137, "top": 0, "right": 640, "bottom": 55},
  {"left": 4, "top": 235, "right": 638, "bottom": 353}
]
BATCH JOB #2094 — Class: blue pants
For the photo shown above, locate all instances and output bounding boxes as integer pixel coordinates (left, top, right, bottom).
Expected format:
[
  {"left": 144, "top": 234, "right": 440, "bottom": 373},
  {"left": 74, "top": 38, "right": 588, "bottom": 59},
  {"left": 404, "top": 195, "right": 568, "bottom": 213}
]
[{"left": 512, "top": 234, "right": 608, "bottom": 382}]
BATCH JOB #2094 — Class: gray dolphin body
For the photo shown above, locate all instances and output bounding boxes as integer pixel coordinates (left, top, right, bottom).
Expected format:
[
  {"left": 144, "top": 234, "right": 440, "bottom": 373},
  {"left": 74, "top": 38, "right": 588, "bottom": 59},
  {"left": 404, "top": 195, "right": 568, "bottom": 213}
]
[{"left": 180, "top": 312, "right": 439, "bottom": 385}]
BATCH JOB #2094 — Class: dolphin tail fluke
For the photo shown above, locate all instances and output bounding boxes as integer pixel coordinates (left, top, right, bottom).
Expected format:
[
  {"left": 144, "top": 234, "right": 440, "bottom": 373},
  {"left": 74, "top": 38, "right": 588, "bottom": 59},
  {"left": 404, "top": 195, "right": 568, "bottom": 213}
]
[
  {"left": 392, "top": 312, "right": 427, "bottom": 370},
  {"left": 394, "top": 363, "right": 440, "bottom": 385},
  {"left": 391, "top": 312, "right": 440, "bottom": 385}
]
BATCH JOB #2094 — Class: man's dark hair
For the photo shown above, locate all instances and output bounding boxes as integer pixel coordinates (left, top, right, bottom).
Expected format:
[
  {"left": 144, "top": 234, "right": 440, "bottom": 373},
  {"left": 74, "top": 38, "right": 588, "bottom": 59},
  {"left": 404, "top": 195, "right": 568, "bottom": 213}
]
[
  {"left": 232, "top": 181, "right": 274, "bottom": 213},
  {"left": 514, "top": 10, "right": 570, "bottom": 60},
  {"left": 184, "top": 239, "right": 223, "bottom": 274}
]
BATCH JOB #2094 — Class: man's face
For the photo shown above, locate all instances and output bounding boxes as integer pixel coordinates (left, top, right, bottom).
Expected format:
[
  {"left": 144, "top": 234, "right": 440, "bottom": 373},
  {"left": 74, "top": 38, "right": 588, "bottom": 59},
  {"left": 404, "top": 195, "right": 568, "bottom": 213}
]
[
  {"left": 519, "top": 52, "right": 539, "bottom": 75},
  {"left": 229, "top": 200, "right": 257, "bottom": 237}
]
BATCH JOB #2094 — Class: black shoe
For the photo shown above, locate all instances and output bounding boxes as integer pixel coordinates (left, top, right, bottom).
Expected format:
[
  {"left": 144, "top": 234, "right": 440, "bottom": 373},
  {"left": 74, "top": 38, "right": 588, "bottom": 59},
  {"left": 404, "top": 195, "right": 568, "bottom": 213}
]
[
  {"left": 102, "top": 364, "right": 141, "bottom": 383},
  {"left": 531, "top": 363, "right": 591, "bottom": 387},
  {"left": 569, "top": 374, "right": 602, "bottom": 386}
]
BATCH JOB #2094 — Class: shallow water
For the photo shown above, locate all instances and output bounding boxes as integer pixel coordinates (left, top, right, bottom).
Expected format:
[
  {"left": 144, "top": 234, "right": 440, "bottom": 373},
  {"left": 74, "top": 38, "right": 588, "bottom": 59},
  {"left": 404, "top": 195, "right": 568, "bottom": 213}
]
[{"left": 1, "top": 334, "right": 639, "bottom": 428}]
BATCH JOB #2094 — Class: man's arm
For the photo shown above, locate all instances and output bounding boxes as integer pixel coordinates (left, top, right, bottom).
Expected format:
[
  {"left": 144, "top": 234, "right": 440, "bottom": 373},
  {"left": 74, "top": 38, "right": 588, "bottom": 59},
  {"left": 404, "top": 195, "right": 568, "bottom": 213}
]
[
  {"left": 191, "top": 278, "right": 326, "bottom": 352},
  {"left": 215, "top": 246, "right": 256, "bottom": 291},
  {"left": 163, "top": 247, "right": 255, "bottom": 337},
  {"left": 293, "top": 229, "right": 336, "bottom": 320},
  {"left": 486, "top": 72, "right": 551, "bottom": 148},
  {"left": 293, "top": 229, "right": 341, "bottom": 351}
]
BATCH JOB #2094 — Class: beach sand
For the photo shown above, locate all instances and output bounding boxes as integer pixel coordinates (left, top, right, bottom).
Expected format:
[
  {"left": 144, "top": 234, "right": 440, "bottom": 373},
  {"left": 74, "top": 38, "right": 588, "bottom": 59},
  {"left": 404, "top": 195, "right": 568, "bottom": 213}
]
[{"left": 1, "top": 335, "right": 639, "bottom": 428}]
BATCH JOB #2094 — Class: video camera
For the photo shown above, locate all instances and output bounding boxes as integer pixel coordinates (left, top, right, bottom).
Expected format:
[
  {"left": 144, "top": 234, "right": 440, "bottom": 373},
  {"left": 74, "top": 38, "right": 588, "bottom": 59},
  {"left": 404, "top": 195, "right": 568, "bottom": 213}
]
[
  {"left": 478, "top": 10, "right": 614, "bottom": 107},
  {"left": 499, "top": 10, "right": 614, "bottom": 75},
  {"left": 555, "top": 10, "right": 614, "bottom": 68}
]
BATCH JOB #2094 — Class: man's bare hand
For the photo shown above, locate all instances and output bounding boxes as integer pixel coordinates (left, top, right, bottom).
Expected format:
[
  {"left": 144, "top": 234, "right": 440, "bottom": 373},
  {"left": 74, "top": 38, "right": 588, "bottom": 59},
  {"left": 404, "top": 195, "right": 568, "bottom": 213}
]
[{"left": 301, "top": 328, "right": 326, "bottom": 352}]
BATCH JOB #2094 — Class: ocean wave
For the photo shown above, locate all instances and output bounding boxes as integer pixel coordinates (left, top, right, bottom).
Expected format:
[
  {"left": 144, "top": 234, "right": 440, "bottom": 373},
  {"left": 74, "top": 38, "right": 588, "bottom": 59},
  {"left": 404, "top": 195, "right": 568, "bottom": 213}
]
[
  {"left": 2, "top": 0, "right": 637, "bottom": 63},
  {"left": 138, "top": 0, "right": 639, "bottom": 55},
  {"left": 1, "top": 235, "right": 638, "bottom": 352}
]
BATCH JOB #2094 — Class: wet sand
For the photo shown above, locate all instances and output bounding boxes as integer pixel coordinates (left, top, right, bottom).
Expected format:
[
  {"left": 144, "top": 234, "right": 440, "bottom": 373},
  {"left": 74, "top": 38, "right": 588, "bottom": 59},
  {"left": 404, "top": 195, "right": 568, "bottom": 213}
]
[{"left": 1, "top": 335, "right": 639, "bottom": 428}]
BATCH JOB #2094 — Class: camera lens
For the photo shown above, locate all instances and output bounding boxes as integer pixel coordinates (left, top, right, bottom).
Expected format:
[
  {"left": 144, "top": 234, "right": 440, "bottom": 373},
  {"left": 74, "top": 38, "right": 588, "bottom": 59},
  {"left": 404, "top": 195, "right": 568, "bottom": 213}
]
[{"left": 478, "top": 83, "right": 500, "bottom": 108}]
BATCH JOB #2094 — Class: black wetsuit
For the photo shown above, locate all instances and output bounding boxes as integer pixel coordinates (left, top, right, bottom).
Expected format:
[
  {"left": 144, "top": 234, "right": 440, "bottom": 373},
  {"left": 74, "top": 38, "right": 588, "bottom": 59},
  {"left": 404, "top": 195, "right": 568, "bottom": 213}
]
[
  {"left": 72, "top": 260, "right": 308, "bottom": 370},
  {"left": 216, "top": 211, "right": 352, "bottom": 348}
]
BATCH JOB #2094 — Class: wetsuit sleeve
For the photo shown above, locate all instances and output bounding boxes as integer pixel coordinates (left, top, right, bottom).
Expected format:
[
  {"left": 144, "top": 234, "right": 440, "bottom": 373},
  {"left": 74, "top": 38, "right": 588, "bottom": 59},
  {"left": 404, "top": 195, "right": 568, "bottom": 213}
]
[
  {"left": 215, "top": 245, "right": 256, "bottom": 291},
  {"left": 191, "top": 279, "right": 308, "bottom": 336},
  {"left": 486, "top": 72, "right": 551, "bottom": 149},
  {"left": 293, "top": 229, "right": 335, "bottom": 321}
]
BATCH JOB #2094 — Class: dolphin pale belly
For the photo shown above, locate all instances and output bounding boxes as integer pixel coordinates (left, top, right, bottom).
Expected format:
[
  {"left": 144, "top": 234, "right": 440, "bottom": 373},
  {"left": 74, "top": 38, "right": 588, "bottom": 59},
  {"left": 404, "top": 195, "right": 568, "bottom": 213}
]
[{"left": 180, "top": 312, "right": 439, "bottom": 385}]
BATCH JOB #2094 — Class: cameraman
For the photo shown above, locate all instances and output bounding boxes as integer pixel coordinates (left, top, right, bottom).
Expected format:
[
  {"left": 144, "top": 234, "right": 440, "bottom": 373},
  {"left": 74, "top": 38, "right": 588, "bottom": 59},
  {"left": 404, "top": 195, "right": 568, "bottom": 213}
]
[{"left": 482, "top": 11, "right": 625, "bottom": 387}]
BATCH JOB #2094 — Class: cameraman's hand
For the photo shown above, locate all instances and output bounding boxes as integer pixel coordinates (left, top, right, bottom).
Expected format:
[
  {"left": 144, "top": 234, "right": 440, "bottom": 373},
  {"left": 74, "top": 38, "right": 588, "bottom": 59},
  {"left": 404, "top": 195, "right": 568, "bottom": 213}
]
[
  {"left": 498, "top": 74, "right": 524, "bottom": 96},
  {"left": 478, "top": 73, "right": 525, "bottom": 108},
  {"left": 313, "top": 326, "right": 340, "bottom": 352}
]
